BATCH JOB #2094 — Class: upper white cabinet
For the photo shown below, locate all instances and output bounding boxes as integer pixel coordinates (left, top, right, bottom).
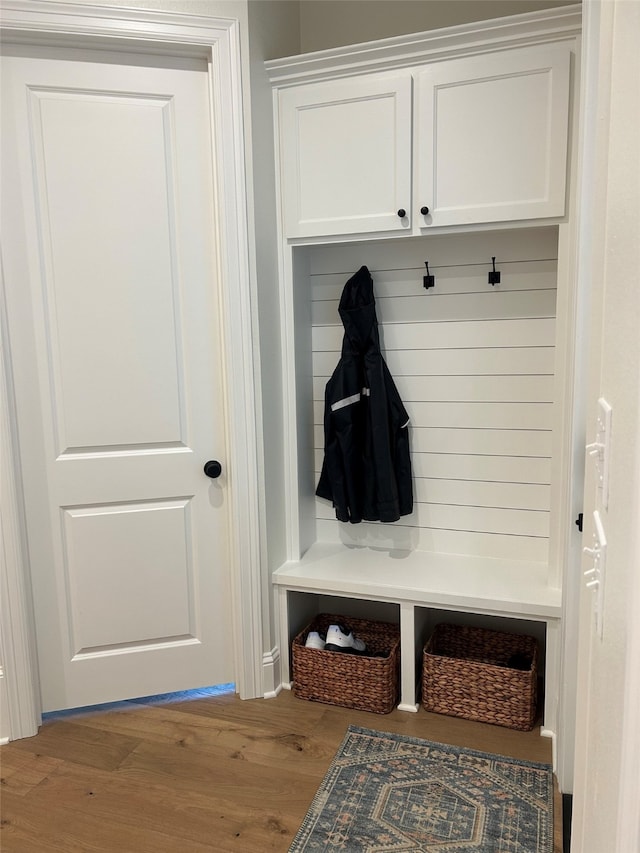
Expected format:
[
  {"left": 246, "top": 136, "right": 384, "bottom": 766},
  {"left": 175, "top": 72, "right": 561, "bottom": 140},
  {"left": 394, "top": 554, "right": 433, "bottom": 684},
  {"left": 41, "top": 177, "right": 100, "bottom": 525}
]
[
  {"left": 279, "top": 73, "right": 412, "bottom": 238},
  {"left": 417, "top": 44, "right": 571, "bottom": 228},
  {"left": 274, "top": 42, "right": 572, "bottom": 239}
]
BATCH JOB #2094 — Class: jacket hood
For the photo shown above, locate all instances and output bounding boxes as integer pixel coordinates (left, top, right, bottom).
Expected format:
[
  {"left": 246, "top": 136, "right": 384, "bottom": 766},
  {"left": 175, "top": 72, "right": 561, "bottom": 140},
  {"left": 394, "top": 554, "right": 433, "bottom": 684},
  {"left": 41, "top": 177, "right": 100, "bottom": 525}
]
[{"left": 338, "top": 266, "right": 378, "bottom": 352}]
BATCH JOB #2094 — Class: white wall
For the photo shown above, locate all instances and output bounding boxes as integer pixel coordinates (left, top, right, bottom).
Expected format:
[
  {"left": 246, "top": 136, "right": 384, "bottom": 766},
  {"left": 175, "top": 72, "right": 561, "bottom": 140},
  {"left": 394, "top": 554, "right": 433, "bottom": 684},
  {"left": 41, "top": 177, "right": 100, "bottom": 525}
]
[
  {"left": 43, "top": 0, "right": 250, "bottom": 17},
  {"left": 245, "top": 0, "right": 301, "bottom": 669},
  {"left": 1, "top": 260, "right": 42, "bottom": 740},
  {"left": 571, "top": 0, "right": 640, "bottom": 850},
  {"left": 298, "top": 0, "right": 578, "bottom": 52}
]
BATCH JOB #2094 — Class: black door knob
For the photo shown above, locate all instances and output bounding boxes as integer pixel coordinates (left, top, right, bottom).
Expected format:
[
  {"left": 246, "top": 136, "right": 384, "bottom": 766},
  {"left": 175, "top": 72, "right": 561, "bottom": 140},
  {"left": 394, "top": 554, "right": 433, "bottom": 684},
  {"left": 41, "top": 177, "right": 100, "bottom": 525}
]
[
  {"left": 397, "top": 208, "right": 406, "bottom": 218},
  {"left": 204, "top": 460, "right": 222, "bottom": 479},
  {"left": 420, "top": 206, "right": 430, "bottom": 215}
]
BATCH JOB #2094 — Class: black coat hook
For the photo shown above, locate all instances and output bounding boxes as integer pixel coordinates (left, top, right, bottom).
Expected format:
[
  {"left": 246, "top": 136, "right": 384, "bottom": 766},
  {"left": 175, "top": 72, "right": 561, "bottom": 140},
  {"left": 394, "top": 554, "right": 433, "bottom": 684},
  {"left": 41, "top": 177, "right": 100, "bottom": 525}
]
[
  {"left": 488, "top": 256, "right": 501, "bottom": 286},
  {"left": 423, "top": 261, "right": 435, "bottom": 290}
]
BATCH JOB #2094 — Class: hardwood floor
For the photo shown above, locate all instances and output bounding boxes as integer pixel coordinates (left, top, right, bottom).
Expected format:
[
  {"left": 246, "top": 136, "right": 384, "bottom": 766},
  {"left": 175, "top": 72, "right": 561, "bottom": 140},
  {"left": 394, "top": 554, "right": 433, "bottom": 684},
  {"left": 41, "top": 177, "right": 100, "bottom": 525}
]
[{"left": 0, "top": 689, "right": 562, "bottom": 852}]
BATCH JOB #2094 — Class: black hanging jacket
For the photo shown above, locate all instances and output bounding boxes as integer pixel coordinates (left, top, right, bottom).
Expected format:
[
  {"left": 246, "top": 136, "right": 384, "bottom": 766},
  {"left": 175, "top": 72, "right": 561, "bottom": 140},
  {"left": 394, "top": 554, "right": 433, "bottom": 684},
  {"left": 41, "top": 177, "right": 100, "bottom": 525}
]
[{"left": 316, "top": 265, "right": 413, "bottom": 523}]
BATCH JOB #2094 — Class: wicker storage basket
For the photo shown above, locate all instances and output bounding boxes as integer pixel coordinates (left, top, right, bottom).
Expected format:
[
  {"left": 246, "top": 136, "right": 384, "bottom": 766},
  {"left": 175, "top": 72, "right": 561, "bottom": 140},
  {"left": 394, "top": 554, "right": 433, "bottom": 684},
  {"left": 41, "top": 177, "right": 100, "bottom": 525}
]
[
  {"left": 292, "top": 613, "right": 400, "bottom": 714},
  {"left": 422, "top": 623, "right": 538, "bottom": 731}
]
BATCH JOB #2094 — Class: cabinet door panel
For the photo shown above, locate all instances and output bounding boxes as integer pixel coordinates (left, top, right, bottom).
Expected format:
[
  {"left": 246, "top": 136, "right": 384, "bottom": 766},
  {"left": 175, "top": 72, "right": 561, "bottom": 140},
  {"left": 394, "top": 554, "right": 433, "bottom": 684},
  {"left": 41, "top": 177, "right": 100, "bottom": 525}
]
[
  {"left": 417, "top": 44, "right": 571, "bottom": 227},
  {"left": 279, "top": 74, "right": 412, "bottom": 238}
]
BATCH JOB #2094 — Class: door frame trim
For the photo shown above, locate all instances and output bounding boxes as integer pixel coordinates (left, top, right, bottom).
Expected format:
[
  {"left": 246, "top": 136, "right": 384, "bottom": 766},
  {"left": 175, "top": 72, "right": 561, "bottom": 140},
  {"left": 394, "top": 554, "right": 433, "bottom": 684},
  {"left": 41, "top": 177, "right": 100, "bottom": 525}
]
[{"left": 0, "top": 0, "right": 263, "bottom": 738}]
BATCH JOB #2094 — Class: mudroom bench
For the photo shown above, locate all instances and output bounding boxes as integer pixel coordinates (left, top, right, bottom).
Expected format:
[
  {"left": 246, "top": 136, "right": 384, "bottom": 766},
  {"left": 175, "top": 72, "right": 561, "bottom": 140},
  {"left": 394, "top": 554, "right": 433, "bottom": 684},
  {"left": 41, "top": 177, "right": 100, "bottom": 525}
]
[{"left": 273, "top": 545, "right": 562, "bottom": 737}]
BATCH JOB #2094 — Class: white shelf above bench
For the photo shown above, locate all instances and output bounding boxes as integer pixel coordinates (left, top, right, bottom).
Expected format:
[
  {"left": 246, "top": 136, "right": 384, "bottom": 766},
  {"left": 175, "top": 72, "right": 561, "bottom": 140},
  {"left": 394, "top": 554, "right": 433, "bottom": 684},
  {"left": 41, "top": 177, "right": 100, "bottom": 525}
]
[{"left": 273, "top": 542, "right": 561, "bottom": 619}]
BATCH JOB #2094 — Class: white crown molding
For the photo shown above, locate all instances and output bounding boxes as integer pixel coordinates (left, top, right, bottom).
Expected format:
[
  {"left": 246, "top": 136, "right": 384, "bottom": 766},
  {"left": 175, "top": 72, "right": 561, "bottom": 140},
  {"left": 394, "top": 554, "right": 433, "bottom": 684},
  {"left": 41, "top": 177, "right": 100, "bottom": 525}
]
[{"left": 266, "top": 3, "right": 582, "bottom": 86}]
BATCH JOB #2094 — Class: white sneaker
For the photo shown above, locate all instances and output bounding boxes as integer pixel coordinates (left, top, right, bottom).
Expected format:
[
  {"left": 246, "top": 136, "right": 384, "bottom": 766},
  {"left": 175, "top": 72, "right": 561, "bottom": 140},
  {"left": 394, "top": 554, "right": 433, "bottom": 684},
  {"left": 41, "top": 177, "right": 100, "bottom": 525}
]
[
  {"left": 325, "top": 624, "right": 367, "bottom": 654},
  {"left": 304, "top": 631, "right": 326, "bottom": 650}
]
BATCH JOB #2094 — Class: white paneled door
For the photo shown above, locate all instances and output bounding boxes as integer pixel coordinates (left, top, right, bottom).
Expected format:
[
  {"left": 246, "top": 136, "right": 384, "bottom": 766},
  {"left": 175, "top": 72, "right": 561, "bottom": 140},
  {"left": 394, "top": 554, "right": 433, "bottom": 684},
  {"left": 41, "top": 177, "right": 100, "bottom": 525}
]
[{"left": 2, "top": 47, "right": 235, "bottom": 712}]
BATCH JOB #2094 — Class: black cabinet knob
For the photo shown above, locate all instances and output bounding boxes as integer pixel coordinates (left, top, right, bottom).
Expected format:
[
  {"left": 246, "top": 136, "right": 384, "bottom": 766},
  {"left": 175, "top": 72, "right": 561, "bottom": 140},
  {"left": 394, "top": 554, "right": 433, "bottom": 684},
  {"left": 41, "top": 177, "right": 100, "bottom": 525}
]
[
  {"left": 420, "top": 206, "right": 430, "bottom": 215},
  {"left": 203, "top": 460, "right": 222, "bottom": 479},
  {"left": 397, "top": 209, "right": 406, "bottom": 218}
]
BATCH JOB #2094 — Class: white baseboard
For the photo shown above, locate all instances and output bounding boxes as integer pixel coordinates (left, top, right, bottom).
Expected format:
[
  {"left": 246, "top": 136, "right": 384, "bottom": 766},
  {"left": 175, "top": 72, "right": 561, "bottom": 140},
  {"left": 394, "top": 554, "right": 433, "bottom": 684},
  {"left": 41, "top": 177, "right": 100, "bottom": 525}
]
[
  {"left": 0, "top": 664, "right": 11, "bottom": 743},
  {"left": 262, "top": 646, "right": 281, "bottom": 699},
  {"left": 540, "top": 727, "right": 557, "bottom": 773}
]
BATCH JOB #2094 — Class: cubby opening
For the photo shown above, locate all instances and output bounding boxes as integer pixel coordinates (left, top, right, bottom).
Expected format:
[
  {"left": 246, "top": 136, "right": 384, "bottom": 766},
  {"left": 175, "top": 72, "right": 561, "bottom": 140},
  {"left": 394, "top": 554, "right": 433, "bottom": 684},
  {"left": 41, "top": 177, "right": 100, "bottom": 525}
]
[
  {"left": 283, "top": 590, "right": 400, "bottom": 674},
  {"left": 277, "top": 588, "right": 554, "bottom": 718},
  {"left": 413, "top": 608, "right": 548, "bottom": 710},
  {"left": 283, "top": 225, "right": 563, "bottom": 599},
  {"left": 275, "top": 226, "right": 565, "bottom": 724}
]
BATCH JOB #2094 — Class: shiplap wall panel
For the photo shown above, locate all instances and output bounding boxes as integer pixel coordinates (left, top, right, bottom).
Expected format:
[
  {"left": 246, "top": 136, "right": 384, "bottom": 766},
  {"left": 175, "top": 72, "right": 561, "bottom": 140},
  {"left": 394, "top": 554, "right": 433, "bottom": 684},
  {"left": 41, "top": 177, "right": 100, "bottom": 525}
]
[
  {"left": 313, "top": 400, "right": 552, "bottom": 429},
  {"left": 414, "top": 480, "right": 550, "bottom": 511},
  {"left": 314, "top": 425, "right": 552, "bottom": 456},
  {"left": 314, "top": 449, "right": 552, "bottom": 484},
  {"left": 310, "top": 228, "right": 557, "bottom": 562},
  {"left": 315, "top": 499, "right": 549, "bottom": 537},
  {"left": 315, "top": 519, "right": 549, "bottom": 562},
  {"left": 313, "top": 318, "right": 556, "bottom": 351},
  {"left": 410, "top": 428, "right": 553, "bottom": 457},
  {"left": 314, "top": 346, "right": 555, "bottom": 377},
  {"left": 312, "top": 286, "right": 557, "bottom": 324},
  {"left": 314, "top": 478, "right": 550, "bottom": 511},
  {"left": 313, "top": 375, "right": 554, "bottom": 403},
  {"left": 405, "top": 402, "right": 553, "bottom": 429},
  {"left": 311, "top": 262, "right": 558, "bottom": 299}
]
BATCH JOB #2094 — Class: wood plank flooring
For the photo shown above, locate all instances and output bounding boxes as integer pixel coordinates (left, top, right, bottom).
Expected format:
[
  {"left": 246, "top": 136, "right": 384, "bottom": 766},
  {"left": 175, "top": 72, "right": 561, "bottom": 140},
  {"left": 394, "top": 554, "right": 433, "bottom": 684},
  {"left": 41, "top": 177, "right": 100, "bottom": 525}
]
[{"left": 0, "top": 689, "right": 562, "bottom": 852}]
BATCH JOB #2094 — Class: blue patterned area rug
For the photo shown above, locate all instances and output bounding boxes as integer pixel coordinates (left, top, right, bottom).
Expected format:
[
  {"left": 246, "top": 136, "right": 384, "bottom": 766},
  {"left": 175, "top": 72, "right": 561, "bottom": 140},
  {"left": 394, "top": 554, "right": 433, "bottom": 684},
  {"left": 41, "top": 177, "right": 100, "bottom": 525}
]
[{"left": 289, "top": 725, "right": 553, "bottom": 852}]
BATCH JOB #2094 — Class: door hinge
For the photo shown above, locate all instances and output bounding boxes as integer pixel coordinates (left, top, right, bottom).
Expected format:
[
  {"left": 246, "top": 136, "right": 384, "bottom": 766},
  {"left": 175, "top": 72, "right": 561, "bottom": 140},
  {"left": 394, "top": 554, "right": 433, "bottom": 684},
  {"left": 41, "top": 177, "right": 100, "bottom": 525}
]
[{"left": 575, "top": 512, "right": 584, "bottom": 532}]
